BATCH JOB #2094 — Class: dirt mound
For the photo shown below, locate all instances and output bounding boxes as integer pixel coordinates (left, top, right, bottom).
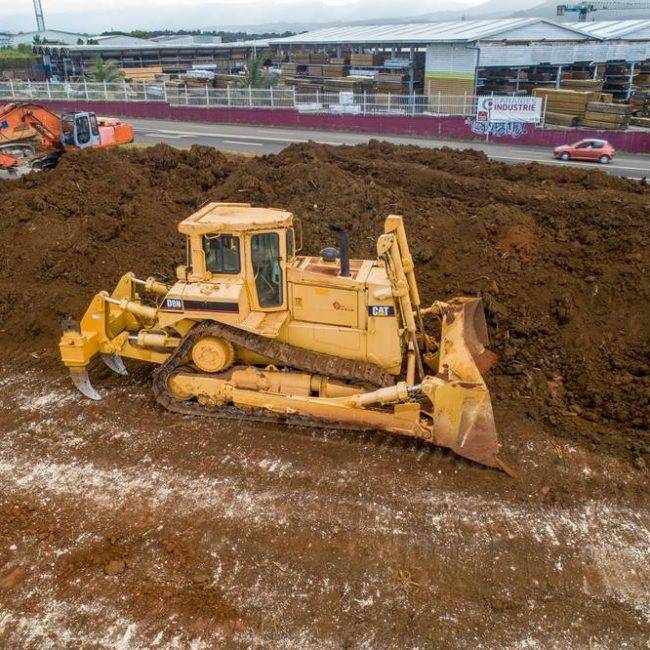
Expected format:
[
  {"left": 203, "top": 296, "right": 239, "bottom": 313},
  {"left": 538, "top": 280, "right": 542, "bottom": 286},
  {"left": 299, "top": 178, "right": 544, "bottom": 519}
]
[
  {"left": 0, "top": 145, "right": 232, "bottom": 342},
  {"left": 0, "top": 141, "right": 647, "bottom": 463}
]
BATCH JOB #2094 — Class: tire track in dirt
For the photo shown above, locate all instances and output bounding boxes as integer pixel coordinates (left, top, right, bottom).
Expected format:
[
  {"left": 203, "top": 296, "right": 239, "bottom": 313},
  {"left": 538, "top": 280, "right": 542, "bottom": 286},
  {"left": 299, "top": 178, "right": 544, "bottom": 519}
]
[{"left": 0, "top": 368, "right": 648, "bottom": 646}]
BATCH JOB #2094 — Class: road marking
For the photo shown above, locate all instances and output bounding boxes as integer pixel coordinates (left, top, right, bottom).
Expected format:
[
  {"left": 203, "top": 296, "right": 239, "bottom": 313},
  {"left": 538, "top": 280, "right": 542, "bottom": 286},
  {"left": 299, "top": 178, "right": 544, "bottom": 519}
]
[
  {"left": 222, "top": 139, "right": 263, "bottom": 146},
  {"left": 488, "top": 154, "right": 648, "bottom": 174},
  {"left": 135, "top": 128, "right": 341, "bottom": 146},
  {"left": 145, "top": 132, "right": 185, "bottom": 138}
]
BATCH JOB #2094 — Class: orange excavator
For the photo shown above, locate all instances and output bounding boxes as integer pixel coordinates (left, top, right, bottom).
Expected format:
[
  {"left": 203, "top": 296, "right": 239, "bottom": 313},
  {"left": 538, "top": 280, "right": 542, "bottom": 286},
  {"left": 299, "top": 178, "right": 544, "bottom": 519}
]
[{"left": 0, "top": 102, "right": 134, "bottom": 176}]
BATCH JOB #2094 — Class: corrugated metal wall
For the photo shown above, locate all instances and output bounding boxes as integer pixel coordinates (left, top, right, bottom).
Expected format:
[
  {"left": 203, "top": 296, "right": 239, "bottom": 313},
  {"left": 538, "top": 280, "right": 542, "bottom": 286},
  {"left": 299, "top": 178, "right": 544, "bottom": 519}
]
[
  {"left": 479, "top": 42, "right": 650, "bottom": 67},
  {"left": 425, "top": 45, "right": 478, "bottom": 109}
]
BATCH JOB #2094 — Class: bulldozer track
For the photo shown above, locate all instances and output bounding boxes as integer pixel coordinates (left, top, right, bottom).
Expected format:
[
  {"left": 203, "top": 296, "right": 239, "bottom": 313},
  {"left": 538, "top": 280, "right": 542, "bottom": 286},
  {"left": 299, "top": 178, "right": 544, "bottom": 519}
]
[{"left": 151, "top": 321, "right": 395, "bottom": 430}]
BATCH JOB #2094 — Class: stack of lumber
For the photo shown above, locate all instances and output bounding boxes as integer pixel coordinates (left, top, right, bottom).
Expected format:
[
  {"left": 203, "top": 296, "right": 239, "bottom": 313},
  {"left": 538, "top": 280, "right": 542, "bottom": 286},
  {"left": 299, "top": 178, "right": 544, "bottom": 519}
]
[
  {"left": 631, "top": 90, "right": 650, "bottom": 116},
  {"left": 281, "top": 63, "right": 306, "bottom": 75},
  {"left": 309, "top": 53, "right": 330, "bottom": 64},
  {"left": 560, "top": 78, "right": 603, "bottom": 91},
  {"left": 323, "top": 77, "right": 373, "bottom": 93},
  {"left": 533, "top": 87, "right": 600, "bottom": 116},
  {"left": 321, "top": 64, "right": 348, "bottom": 78},
  {"left": 583, "top": 102, "right": 631, "bottom": 129},
  {"left": 329, "top": 56, "right": 350, "bottom": 65},
  {"left": 214, "top": 73, "right": 244, "bottom": 88},
  {"left": 277, "top": 78, "right": 322, "bottom": 93},
  {"left": 528, "top": 72, "right": 555, "bottom": 83},
  {"left": 376, "top": 70, "right": 409, "bottom": 94},
  {"left": 629, "top": 116, "right": 650, "bottom": 128},
  {"left": 119, "top": 66, "right": 163, "bottom": 82},
  {"left": 544, "top": 112, "right": 579, "bottom": 127},
  {"left": 633, "top": 66, "right": 650, "bottom": 101},
  {"left": 292, "top": 52, "right": 311, "bottom": 64},
  {"left": 182, "top": 77, "right": 211, "bottom": 88},
  {"left": 350, "top": 53, "right": 385, "bottom": 67},
  {"left": 562, "top": 71, "right": 592, "bottom": 80},
  {"left": 603, "top": 64, "right": 631, "bottom": 96}
]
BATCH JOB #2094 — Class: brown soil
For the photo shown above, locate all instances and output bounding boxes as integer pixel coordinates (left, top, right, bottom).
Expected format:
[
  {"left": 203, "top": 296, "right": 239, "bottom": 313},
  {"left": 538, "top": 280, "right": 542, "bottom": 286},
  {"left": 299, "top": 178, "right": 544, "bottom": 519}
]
[
  {"left": 1, "top": 142, "right": 647, "bottom": 462},
  {"left": 0, "top": 142, "right": 648, "bottom": 646}
]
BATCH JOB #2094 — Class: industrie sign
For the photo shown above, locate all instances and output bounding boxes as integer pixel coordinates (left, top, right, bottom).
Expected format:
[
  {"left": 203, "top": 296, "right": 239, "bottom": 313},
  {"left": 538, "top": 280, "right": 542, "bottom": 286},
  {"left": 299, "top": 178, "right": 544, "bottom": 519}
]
[{"left": 476, "top": 96, "right": 543, "bottom": 123}]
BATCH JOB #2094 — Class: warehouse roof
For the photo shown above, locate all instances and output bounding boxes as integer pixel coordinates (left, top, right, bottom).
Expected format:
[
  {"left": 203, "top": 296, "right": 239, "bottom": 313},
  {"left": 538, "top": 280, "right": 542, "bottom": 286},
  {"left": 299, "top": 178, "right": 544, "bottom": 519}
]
[
  {"left": 572, "top": 20, "right": 650, "bottom": 40},
  {"left": 271, "top": 19, "right": 593, "bottom": 45},
  {"left": 33, "top": 39, "right": 267, "bottom": 55}
]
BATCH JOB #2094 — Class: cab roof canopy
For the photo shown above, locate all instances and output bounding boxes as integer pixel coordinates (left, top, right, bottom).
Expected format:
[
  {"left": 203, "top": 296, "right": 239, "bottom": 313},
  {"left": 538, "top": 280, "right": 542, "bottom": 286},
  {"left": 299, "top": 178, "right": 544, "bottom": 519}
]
[{"left": 178, "top": 203, "right": 293, "bottom": 235}]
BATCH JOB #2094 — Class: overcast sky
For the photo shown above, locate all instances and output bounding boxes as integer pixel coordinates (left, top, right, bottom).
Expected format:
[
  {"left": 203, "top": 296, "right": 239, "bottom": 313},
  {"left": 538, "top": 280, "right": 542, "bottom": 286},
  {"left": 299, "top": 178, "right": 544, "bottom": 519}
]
[{"left": 3, "top": 0, "right": 487, "bottom": 33}]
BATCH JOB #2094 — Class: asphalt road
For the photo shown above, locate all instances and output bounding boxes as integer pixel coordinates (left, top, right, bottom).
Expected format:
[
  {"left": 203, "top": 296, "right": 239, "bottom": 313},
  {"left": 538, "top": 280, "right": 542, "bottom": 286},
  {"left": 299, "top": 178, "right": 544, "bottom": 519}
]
[{"left": 131, "top": 117, "right": 650, "bottom": 181}]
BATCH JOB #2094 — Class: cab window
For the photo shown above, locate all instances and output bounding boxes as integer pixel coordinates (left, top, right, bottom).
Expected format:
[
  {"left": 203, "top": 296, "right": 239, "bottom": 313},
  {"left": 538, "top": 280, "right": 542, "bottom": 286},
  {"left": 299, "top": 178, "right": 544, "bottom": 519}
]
[
  {"left": 75, "top": 115, "right": 91, "bottom": 145},
  {"left": 286, "top": 228, "right": 295, "bottom": 261},
  {"left": 61, "top": 116, "right": 75, "bottom": 145},
  {"left": 251, "top": 232, "right": 283, "bottom": 308},
  {"left": 203, "top": 234, "right": 240, "bottom": 274},
  {"left": 89, "top": 114, "right": 100, "bottom": 137}
]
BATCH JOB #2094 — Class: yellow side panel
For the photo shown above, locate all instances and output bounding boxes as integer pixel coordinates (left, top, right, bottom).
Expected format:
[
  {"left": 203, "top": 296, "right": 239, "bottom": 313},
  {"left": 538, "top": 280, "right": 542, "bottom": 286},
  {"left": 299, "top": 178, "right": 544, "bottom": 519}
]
[
  {"left": 287, "top": 321, "right": 365, "bottom": 359},
  {"left": 367, "top": 316, "right": 402, "bottom": 374},
  {"left": 290, "top": 283, "right": 358, "bottom": 328},
  {"left": 366, "top": 267, "right": 403, "bottom": 374}
]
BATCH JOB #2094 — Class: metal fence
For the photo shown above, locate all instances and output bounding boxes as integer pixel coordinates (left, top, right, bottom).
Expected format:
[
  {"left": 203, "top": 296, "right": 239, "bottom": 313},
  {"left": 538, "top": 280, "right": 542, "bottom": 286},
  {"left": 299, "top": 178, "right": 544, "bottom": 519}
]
[{"left": 0, "top": 80, "right": 534, "bottom": 118}]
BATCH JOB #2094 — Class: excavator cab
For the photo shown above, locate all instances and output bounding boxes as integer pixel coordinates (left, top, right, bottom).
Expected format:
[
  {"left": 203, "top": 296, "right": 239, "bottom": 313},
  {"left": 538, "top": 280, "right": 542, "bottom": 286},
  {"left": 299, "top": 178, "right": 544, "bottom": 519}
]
[{"left": 60, "top": 112, "right": 101, "bottom": 149}]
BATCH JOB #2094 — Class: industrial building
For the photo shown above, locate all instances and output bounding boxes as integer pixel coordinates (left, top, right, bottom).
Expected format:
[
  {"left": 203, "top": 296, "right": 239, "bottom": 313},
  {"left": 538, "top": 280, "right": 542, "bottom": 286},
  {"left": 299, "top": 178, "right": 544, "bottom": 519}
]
[
  {"left": 2, "top": 30, "right": 89, "bottom": 47},
  {"left": 269, "top": 19, "right": 650, "bottom": 100},
  {"left": 33, "top": 39, "right": 265, "bottom": 80},
  {"left": 26, "top": 19, "right": 650, "bottom": 111}
]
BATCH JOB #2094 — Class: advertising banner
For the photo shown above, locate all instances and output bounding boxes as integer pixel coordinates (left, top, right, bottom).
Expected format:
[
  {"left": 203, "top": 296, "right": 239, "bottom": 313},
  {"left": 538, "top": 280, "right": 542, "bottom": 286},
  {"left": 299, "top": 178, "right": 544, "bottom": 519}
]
[{"left": 475, "top": 96, "right": 543, "bottom": 123}]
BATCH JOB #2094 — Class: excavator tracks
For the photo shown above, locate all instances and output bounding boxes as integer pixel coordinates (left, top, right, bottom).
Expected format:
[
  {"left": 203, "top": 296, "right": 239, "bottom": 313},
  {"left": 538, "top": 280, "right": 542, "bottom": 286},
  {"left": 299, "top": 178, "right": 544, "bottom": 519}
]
[{"left": 151, "top": 321, "right": 396, "bottom": 431}]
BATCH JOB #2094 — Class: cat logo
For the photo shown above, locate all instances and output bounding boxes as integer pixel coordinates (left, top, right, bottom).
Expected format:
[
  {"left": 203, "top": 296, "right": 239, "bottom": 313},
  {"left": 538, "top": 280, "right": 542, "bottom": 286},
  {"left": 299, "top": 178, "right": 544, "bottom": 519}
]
[{"left": 368, "top": 305, "right": 395, "bottom": 317}]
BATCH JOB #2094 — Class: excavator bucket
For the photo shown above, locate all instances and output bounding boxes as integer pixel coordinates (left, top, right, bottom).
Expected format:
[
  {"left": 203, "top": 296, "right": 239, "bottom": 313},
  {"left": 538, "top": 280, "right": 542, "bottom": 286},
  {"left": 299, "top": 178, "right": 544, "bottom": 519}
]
[{"left": 422, "top": 298, "right": 511, "bottom": 473}]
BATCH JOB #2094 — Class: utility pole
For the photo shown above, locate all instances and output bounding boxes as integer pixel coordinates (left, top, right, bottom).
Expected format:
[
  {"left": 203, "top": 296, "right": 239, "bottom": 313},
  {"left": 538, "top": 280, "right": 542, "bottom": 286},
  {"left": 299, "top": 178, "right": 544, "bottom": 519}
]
[{"left": 33, "top": 0, "right": 46, "bottom": 32}]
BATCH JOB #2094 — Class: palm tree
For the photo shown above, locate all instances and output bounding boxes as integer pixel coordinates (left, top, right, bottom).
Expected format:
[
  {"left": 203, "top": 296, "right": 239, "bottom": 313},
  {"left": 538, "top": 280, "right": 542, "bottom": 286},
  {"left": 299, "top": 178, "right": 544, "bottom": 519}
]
[
  {"left": 87, "top": 55, "right": 123, "bottom": 82},
  {"left": 234, "top": 51, "right": 276, "bottom": 88},
  {"left": 32, "top": 35, "right": 44, "bottom": 45}
]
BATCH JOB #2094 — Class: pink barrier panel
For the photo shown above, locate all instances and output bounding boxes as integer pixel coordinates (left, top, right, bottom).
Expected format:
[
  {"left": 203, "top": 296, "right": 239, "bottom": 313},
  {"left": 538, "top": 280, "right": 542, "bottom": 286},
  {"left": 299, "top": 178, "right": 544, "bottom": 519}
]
[{"left": 38, "top": 100, "right": 650, "bottom": 154}]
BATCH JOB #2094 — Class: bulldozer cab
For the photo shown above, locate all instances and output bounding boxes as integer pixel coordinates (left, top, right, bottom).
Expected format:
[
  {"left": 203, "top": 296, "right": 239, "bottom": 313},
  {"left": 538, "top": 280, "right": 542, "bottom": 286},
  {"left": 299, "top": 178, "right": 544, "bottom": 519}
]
[
  {"left": 178, "top": 203, "right": 295, "bottom": 312},
  {"left": 61, "top": 112, "right": 101, "bottom": 149}
]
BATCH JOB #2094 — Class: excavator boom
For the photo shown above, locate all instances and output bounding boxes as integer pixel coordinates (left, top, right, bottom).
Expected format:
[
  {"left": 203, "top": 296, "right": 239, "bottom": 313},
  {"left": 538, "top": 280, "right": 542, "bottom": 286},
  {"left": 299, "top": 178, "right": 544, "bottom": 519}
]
[{"left": 0, "top": 102, "right": 133, "bottom": 175}]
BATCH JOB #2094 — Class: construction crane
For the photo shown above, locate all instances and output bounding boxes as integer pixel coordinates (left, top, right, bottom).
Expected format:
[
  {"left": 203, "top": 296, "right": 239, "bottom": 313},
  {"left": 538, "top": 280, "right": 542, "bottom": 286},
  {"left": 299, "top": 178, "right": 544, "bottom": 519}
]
[
  {"left": 557, "top": 0, "right": 650, "bottom": 20},
  {"left": 32, "top": 0, "right": 46, "bottom": 32}
]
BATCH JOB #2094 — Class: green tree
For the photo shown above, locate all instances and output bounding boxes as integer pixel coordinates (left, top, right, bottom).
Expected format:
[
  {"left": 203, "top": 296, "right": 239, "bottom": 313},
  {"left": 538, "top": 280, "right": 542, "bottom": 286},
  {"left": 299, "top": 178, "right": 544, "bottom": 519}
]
[
  {"left": 234, "top": 51, "right": 276, "bottom": 88},
  {"left": 87, "top": 55, "right": 123, "bottom": 82},
  {"left": 77, "top": 38, "right": 85, "bottom": 45},
  {"left": 0, "top": 46, "right": 36, "bottom": 70},
  {"left": 32, "top": 34, "right": 43, "bottom": 45}
]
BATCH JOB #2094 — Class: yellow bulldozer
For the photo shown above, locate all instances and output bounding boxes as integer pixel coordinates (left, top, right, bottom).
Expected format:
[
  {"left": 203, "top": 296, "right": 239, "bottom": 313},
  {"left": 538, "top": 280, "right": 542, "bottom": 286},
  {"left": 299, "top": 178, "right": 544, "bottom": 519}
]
[{"left": 59, "top": 203, "right": 510, "bottom": 472}]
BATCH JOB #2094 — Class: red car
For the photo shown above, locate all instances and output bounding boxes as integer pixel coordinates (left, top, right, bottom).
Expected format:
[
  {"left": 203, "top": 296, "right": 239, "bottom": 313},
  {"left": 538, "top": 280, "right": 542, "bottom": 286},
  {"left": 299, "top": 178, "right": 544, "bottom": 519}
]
[{"left": 553, "top": 139, "right": 615, "bottom": 164}]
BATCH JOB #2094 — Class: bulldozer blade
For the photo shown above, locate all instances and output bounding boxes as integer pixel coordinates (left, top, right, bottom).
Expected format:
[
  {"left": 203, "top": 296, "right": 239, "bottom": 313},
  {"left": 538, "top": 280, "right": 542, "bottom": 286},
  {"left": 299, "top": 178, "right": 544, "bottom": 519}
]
[
  {"left": 101, "top": 353, "right": 128, "bottom": 376},
  {"left": 453, "top": 297, "right": 498, "bottom": 376},
  {"left": 426, "top": 297, "right": 511, "bottom": 473},
  {"left": 428, "top": 380, "right": 513, "bottom": 474},
  {"left": 69, "top": 367, "right": 102, "bottom": 401}
]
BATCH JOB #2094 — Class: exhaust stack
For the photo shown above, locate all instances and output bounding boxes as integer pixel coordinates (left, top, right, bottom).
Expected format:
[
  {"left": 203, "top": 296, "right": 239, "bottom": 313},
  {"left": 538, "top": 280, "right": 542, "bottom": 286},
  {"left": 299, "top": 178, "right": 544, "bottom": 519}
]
[{"left": 330, "top": 225, "right": 350, "bottom": 277}]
